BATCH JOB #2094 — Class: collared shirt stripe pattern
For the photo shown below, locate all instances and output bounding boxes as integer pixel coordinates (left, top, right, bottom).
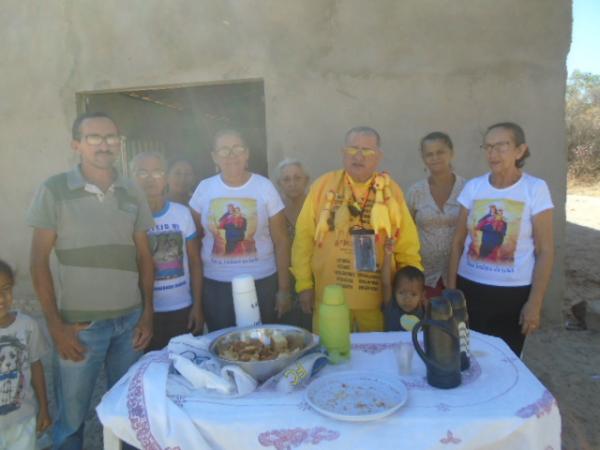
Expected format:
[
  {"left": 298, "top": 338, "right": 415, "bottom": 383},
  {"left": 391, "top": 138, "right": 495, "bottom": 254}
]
[
  {"left": 55, "top": 245, "right": 139, "bottom": 272},
  {"left": 26, "top": 166, "right": 155, "bottom": 322}
]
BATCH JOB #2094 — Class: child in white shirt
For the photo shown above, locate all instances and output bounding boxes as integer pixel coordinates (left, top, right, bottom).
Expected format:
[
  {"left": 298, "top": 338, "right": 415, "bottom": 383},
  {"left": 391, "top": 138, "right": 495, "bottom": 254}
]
[{"left": 0, "top": 259, "right": 50, "bottom": 450}]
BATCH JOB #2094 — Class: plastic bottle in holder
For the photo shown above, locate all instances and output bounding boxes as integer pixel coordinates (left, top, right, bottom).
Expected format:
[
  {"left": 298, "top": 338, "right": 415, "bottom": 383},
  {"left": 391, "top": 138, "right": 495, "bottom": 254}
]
[
  {"left": 319, "top": 284, "right": 351, "bottom": 363},
  {"left": 232, "top": 274, "right": 262, "bottom": 327}
]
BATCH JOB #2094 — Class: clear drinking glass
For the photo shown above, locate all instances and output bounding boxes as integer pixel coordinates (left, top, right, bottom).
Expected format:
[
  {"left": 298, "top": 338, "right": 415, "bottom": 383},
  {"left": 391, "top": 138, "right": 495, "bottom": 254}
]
[{"left": 395, "top": 342, "right": 414, "bottom": 375}]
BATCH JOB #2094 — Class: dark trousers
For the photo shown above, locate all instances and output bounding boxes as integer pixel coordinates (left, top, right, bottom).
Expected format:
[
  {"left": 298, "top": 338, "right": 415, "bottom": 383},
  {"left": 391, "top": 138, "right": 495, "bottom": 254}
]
[
  {"left": 202, "top": 273, "right": 278, "bottom": 331},
  {"left": 281, "top": 300, "right": 313, "bottom": 332},
  {"left": 280, "top": 274, "right": 312, "bottom": 332},
  {"left": 457, "top": 275, "right": 531, "bottom": 356},
  {"left": 145, "top": 306, "right": 192, "bottom": 352}
]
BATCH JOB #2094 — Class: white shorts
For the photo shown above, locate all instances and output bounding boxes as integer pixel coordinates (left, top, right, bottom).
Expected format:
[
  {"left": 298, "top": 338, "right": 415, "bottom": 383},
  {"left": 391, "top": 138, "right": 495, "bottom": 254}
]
[{"left": 0, "top": 415, "right": 36, "bottom": 450}]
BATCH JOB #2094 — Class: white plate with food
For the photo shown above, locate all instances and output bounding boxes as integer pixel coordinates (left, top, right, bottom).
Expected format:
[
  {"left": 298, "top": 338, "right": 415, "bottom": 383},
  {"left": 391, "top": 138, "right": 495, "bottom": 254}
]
[{"left": 305, "top": 371, "right": 408, "bottom": 422}]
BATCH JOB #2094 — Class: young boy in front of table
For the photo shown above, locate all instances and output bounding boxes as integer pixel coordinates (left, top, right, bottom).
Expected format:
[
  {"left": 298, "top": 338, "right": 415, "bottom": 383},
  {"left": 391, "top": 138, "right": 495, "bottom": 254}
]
[
  {"left": 0, "top": 259, "right": 51, "bottom": 449},
  {"left": 382, "top": 240, "right": 426, "bottom": 332}
]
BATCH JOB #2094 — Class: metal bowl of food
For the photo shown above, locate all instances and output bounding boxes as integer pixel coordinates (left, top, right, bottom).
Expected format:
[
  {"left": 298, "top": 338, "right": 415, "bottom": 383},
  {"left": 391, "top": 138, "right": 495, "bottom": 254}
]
[{"left": 208, "top": 324, "right": 319, "bottom": 382}]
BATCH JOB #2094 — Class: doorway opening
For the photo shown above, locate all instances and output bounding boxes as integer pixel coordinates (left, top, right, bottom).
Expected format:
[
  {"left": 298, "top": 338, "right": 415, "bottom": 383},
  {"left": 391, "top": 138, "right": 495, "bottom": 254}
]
[{"left": 77, "top": 80, "right": 267, "bottom": 182}]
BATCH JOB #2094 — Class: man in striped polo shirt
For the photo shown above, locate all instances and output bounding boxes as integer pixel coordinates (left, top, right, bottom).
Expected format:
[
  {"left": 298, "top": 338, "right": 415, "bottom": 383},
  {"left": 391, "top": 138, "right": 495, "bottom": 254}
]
[{"left": 28, "top": 112, "right": 155, "bottom": 449}]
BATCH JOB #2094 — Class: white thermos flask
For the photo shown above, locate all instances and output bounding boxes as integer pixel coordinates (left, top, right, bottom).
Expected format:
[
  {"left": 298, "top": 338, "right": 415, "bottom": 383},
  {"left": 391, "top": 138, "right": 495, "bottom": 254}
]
[{"left": 232, "top": 274, "right": 262, "bottom": 327}]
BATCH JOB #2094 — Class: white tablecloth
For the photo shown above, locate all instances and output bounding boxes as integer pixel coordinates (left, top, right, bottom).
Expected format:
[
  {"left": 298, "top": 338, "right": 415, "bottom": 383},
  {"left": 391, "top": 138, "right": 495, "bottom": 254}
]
[{"left": 97, "top": 331, "right": 560, "bottom": 450}]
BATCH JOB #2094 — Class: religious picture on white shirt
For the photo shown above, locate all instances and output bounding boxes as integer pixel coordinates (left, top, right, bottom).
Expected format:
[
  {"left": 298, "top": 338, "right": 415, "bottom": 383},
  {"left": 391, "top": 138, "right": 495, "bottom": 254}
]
[
  {"left": 0, "top": 336, "right": 25, "bottom": 415},
  {"left": 467, "top": 198, "right": 524, "bottom": 266},
  {"left": 149, "top": 228, "right": 185, "bottom": 281},
  {"left": 208, "top": 198, "right": 258, "bottom": 261}
]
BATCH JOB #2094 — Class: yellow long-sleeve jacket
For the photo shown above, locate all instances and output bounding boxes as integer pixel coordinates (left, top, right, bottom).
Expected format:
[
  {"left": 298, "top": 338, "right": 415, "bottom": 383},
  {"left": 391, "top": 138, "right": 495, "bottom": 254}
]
[{"left": 292, "top": 169, "right": 422, "bottom": 311}]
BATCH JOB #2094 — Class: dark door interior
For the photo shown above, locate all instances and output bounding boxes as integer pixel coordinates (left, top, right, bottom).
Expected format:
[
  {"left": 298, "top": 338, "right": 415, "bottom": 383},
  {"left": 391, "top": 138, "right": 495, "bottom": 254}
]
[{"left": 79, "top": 80, "right": 267, "bottom": 184}]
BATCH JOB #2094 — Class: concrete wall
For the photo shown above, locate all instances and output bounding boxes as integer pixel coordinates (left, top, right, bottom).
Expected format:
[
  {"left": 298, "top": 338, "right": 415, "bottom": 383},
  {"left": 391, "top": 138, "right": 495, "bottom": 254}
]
[{"left": 0, "top": 1, "right": 571, "bottom": 321}]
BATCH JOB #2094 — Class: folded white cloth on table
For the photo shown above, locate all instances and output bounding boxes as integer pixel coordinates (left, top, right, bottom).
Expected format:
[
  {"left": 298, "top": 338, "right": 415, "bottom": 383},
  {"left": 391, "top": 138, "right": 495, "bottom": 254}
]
[
  {"left": 168, "top": 330, "right": 255, "bottom": 395},
  {"left": 168, "top": 332, "right": 327, "bottom": 396}
]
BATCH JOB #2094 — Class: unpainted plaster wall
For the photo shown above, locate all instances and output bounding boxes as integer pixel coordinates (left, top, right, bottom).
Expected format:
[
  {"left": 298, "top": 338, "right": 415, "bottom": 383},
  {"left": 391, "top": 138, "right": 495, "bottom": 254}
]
[{"left": 0, "top": 0, "right": 571, "bottom": 320}]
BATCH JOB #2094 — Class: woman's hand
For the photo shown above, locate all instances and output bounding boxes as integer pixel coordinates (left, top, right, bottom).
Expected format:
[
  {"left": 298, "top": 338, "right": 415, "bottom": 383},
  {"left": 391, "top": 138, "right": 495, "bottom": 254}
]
[
  {"left": 521, "top": 208, "right": 554, "bottom": 335},
  {"left": 275, "top": 290, "right": 292, "bottom": 318},
  {"left": 132, "top": 309, "right": 154, "bottom": 351},
  {"left": 188, "top": 302, "right": 205, "bottom": 335},
  {"left": 186, "top": 236, "right": 204, "bottom": 335},
  {"left": 519, "top": 299, "right": 542, "bottom": 335}
]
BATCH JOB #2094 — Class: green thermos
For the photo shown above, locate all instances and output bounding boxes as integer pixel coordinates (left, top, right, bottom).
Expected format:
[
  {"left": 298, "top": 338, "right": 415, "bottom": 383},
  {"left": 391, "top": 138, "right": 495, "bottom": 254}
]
[{"left": 319, "top": 285, "right": 351, "bottom": 363}]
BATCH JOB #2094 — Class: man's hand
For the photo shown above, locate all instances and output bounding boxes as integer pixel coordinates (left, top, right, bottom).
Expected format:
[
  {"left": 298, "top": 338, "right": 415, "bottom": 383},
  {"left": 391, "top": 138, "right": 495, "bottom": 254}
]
[
  {"left": 188, "top": 303, "right": 205, "bottom": 336},
  {"left": 275, "top": 290, "right": 292, "bottom": 318},
  {"left": 49, "top": 322, "right": 88, "bottom": 361},
  {"left": 298, "top": 289, "right": 315, "bottom": 314},
  {"left": 132, "top": 310, "right": 153, "bottom": 351}
]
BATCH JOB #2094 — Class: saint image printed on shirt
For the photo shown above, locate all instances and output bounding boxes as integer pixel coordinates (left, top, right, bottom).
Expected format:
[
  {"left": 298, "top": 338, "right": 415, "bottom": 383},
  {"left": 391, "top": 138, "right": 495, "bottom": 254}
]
[
  {"left": 209, "top": 198, "right": 257, "bottom": 258},
  {"left": 353, "top": 233, "right": 377, "bottom": 272},
  {"left": 0, "top": 335, "right": 26, "bottom": 415},
  {"left": 149, "top": 230, "right": 185, "bottom": 280},
  {"left": 467, "top": 199, "right": 524, "bottom": 265}
]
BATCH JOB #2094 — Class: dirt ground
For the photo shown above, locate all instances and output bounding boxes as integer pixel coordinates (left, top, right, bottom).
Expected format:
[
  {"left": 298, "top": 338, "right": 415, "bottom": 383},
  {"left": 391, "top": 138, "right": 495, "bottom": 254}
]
[
  {"left": 16, "top": 184, "right": 600, "bottom": 450},
  {"left": 522, "top": 186, "right": 600, "bottom": 450}
]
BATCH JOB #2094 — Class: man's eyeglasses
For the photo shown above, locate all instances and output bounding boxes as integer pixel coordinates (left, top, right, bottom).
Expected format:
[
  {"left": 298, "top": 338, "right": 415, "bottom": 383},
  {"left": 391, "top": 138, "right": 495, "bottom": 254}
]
[
  {"left": 82, "top": 134, "right": 122, "bottom": 146},
  {"left": 135, "top": 170, "right": 165, "bottom": 179},
  {"left": 214, "top": 145, "right": 247, "bottom": 157},
  {"left": 480, "top": 141, "right": 512, "bottom": 153},
  {"left": 344, "top": 147, "right": 378, "bottom": 157}
]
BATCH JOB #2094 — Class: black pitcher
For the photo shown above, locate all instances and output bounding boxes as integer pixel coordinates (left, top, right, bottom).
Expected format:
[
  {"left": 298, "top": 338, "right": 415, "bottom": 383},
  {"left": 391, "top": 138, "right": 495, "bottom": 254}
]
[
  {"left": 412, "top": 297, "right": 461, "bottom": 389},
  {"left": 442, "top": 289, "right": 470, "bottom": 371}
]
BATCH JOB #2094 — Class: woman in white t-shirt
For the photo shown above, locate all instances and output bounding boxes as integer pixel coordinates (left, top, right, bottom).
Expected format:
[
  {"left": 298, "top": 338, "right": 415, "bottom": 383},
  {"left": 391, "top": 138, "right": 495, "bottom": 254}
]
[
  {"left": 447, "top": 122, "right": 554, "bottom": 355},
  {"left": 406, "top": 132, "right": 465, "bottom": 300},
  {"left": 189, "top": 130, "right": 292, "bottom": 331}
]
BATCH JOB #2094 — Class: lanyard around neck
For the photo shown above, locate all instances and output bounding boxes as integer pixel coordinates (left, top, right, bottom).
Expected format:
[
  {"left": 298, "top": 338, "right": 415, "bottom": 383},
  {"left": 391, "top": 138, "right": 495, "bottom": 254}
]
[{"left": 343, "top": 173, "right": 375, "bottom": 221}]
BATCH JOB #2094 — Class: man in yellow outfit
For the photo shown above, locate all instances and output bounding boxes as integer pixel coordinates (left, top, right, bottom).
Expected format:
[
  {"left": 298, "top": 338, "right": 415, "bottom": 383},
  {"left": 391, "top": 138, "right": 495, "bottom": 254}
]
[{"left": 292, "top": 126, "right": 422, "bottom": 333}]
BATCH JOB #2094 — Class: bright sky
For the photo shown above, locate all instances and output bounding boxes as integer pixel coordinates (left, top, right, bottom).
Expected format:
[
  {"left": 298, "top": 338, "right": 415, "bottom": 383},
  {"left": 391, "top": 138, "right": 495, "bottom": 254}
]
[{"left": 567, "top": 0, "right": 600, "bottom": 75}]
